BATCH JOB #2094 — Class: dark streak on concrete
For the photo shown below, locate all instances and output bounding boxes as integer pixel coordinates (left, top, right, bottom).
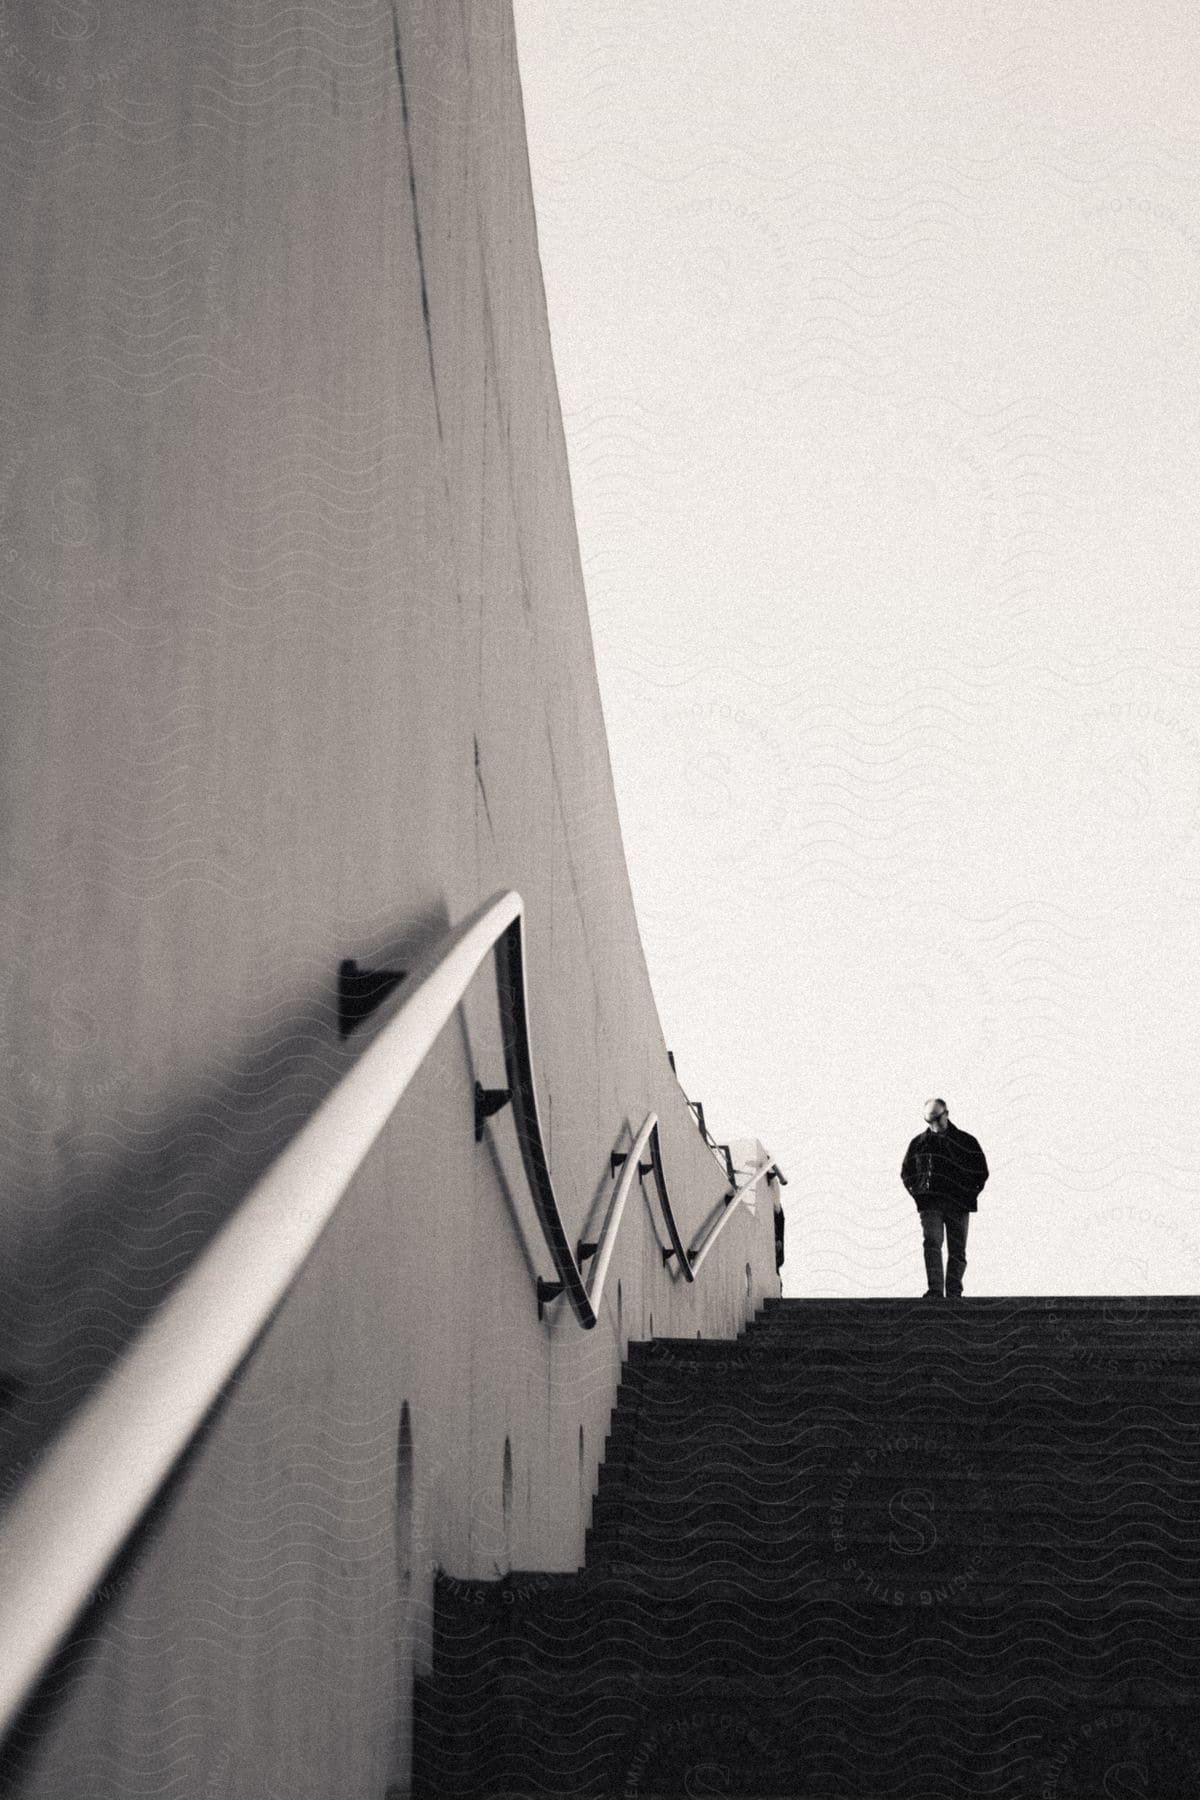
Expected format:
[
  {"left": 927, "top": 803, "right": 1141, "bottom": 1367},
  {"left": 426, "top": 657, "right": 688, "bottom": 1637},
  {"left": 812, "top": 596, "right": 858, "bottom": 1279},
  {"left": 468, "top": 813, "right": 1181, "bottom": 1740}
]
[
  {"left": 477, "top": 203, "right": 534, "bottom": 614},
  {"left": 458, "top": 0, "right": 472, "bottom": 77},
  {"left": 390, "top": 3, "right": 444, "bottom": 445},
  {"left": 474, "top": 733, "right": 495, "bottom": 837}
]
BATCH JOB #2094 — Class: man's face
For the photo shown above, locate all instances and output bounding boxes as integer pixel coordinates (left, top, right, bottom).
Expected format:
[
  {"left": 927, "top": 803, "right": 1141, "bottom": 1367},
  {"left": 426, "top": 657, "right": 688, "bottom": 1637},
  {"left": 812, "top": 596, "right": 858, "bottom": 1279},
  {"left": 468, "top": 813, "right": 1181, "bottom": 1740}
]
[{"left": 924, "top": 1104, "right": 949, "bottom": 1134}]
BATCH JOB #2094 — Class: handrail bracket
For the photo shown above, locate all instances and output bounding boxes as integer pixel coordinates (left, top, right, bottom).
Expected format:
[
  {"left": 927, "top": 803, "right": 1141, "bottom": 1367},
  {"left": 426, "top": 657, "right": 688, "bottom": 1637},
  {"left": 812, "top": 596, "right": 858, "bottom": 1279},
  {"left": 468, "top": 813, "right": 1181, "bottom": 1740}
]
[
  {"left": 337, "top": 959, "right": 407, "bottom": 1038},
  {"left": 609, "top": 1148, "right": 652, "bottom": 1180},
  {"left": 474, "top": 1081, "right": 513, "bottom": 1142},
  {"left": 536, "top": 1278, "right": 565, "bottom": 1320},
  {"left": 662, "top": 1243, "right": 698, "bottom": 1267}
]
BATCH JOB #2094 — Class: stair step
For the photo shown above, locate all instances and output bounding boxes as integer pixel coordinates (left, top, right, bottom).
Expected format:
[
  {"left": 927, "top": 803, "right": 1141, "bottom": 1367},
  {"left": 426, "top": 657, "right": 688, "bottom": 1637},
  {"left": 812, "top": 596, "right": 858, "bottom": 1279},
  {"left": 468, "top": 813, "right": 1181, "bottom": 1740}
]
[
  {"left": 414, "top": 1671, "right": 1200, "bottom": 1796},
  {"left": 611, "top": 1399, "right": 1200, "bottom": 1425},
  {"left": 593, "top": 1457, "right": 1200, "bottom": 1484},
  {"left": 588, "top": 1509, "right": 1200, "bottom": 1539},
  {"left": 757, "top": 1304, "right": 1198, "bottom": 1316}
]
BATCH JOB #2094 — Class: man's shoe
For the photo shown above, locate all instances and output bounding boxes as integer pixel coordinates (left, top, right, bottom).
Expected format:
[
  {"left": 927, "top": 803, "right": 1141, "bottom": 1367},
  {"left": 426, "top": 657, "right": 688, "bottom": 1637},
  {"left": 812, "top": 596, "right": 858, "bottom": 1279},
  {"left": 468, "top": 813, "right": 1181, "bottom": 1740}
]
[
  {"left": 946, "top": 1291, "right": 963, "bottom": 1301},
  {"left": 922, "top": 1290, "right": 943, "bottom": 1299}
]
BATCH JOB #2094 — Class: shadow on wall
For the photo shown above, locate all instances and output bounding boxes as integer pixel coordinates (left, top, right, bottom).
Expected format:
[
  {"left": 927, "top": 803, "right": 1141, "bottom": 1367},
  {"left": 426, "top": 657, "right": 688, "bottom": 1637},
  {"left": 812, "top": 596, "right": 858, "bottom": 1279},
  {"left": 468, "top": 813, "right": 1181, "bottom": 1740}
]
[{"left": 0, "top": 902, "right": 457, "bottom": 1470}]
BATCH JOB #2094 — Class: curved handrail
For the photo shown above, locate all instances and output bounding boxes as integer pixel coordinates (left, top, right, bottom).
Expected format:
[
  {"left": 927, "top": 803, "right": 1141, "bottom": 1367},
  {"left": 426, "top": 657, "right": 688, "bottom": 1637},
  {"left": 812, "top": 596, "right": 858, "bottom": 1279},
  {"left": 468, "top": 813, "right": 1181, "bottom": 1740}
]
[
  {"left": 687, "top": 1155, "right": 781, "bottom": 1277},
  {"left": 491, "top": 900, "right": 600, "bottom": 1325},
  {"left": 581, "top": 1110, "right": 694, "bottom": 1309},
  {"left": 648, "top": 1117, "right": 696, "bottom": 1278},
  {"left": 584, "top": 1111, "right": 655, "bottom": 1309},
  {"left": 0, "top": 885, "right": 778, "bottom": 1738}
]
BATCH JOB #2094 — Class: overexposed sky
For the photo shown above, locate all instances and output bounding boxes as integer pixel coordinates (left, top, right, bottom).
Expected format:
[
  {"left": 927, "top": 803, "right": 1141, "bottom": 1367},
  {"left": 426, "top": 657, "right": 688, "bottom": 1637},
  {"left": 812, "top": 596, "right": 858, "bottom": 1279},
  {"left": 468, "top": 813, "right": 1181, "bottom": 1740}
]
[{"left": 512, "top": 2, "right": 1200, "bottom": 1297}]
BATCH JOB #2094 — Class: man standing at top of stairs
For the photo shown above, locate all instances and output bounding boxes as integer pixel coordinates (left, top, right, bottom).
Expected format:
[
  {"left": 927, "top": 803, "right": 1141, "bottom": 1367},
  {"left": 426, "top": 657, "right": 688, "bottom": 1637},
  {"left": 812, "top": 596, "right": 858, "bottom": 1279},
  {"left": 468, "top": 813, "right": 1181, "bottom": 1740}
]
[{"left": 902, "top": 1096, "right": 989, "bottom": 1299}]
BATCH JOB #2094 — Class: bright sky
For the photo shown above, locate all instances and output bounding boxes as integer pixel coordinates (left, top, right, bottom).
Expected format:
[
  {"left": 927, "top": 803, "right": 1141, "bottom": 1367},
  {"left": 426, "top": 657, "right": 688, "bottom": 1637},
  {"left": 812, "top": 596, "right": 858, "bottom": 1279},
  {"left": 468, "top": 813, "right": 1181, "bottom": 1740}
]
[{"left": 512, "top": 2, "right": 1200, "bottom": 1298}]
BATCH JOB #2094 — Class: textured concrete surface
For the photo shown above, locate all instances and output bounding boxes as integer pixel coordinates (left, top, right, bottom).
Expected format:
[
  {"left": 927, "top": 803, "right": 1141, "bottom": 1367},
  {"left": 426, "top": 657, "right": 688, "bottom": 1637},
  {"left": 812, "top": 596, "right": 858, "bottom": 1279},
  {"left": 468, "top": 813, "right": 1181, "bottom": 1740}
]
[{"left": 0, "top": 4, "right": 778, "bottom": 1796}]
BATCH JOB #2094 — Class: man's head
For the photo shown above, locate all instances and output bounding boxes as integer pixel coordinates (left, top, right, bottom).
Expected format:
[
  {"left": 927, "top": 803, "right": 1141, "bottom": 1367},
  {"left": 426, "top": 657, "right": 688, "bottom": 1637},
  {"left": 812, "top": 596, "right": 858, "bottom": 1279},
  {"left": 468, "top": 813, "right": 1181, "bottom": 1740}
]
[{"left": 923, "top": 1097, "right": 950, "bottom": 1134}]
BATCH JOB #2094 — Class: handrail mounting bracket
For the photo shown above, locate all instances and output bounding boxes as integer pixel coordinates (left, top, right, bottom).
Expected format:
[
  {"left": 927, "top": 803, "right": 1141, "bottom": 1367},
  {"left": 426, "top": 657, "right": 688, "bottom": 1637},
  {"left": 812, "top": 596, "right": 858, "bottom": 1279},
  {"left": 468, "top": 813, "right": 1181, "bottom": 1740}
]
[
  {"left": 536, "top": 1278, "right": 565, "bottom": 1320},
  {"left": 337, "top": 959, "right": 407, "bottom": 1039},
  {"left": 474, "top": 1081, "right": 513, "bottom": 1141}
]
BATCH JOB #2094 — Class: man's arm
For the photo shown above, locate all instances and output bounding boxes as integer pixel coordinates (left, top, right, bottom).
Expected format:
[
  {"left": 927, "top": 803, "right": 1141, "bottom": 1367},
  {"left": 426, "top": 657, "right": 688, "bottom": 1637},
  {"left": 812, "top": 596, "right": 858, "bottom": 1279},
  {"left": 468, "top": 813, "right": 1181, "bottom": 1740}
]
[
  {"left": 972, "top": 1138, "right": 989, "bottom": 1193},
  {"left": 900, "top": 1138, "right": 918, "bottom": 1195}
]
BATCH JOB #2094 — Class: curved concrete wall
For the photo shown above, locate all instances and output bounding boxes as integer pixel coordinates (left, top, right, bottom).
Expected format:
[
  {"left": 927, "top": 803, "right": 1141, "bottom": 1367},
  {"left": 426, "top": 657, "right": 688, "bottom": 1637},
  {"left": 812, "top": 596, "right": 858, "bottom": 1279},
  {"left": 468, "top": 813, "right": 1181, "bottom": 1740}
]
[{"left": 0, "top": 4, "right": 779, "bottom": 1795}]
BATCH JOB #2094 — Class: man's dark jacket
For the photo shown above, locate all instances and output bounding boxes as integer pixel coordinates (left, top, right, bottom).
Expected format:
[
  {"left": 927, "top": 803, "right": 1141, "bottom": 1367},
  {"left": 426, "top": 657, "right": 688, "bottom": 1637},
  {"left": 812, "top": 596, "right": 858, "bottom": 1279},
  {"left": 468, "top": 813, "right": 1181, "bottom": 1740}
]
[{"left": 901, "top": 1121, "right": 989, "bottom": 1214}]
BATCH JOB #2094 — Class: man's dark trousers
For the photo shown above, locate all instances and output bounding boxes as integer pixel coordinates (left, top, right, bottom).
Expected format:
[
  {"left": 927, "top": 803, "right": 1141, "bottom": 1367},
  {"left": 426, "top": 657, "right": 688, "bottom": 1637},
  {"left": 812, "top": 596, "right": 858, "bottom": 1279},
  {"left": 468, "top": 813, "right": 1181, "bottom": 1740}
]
[{"left": 919, "top": 1206, "right": 969, "bottom": 1297}]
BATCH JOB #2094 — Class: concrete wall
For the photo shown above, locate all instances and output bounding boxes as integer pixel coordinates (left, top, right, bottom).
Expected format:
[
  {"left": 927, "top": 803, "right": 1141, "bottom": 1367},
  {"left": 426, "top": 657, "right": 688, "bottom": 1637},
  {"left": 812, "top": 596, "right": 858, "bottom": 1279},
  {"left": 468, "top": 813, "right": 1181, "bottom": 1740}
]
[{"left": 0, "top": 4, "right": 780, "bottom": 1795}]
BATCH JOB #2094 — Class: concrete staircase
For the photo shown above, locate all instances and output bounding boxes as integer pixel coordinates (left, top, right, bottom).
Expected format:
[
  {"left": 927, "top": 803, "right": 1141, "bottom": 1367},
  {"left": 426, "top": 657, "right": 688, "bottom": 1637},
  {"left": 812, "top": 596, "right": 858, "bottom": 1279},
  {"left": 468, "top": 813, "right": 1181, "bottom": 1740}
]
[{"left": 412, "top": 1297, "right": 1200, "bottom": 1797}]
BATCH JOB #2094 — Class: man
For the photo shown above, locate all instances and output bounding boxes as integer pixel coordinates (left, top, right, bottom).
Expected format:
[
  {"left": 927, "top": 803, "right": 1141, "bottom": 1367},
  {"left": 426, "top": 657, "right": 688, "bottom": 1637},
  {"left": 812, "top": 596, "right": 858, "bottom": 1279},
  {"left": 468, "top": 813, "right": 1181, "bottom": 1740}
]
[{"left": 901, "top": 1098, "right": 988, "bottom": 1299}]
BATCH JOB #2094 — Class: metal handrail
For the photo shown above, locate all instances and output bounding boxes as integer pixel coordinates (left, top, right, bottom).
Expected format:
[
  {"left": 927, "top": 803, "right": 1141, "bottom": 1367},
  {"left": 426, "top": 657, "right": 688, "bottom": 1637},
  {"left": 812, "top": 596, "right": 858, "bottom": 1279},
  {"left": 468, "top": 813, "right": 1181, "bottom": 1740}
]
[
  {"left": 687, "top": 1155, "right": 781, "bottom": 1277},
  {"left": 0, "top": 886, "right": 773, "bottom": 1738},
  {"left": 583, "top": 1111, "right": 655, "bottom": 1309},
  {"left": 648, "top": 1116, "right": 696, "bottom": 1278},
  {"left": 580, "top": 1111, "right": 695, "bottom": 1309},
  {"left": 489, "top": 895, "right": 594, "bottom": 1325}
]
